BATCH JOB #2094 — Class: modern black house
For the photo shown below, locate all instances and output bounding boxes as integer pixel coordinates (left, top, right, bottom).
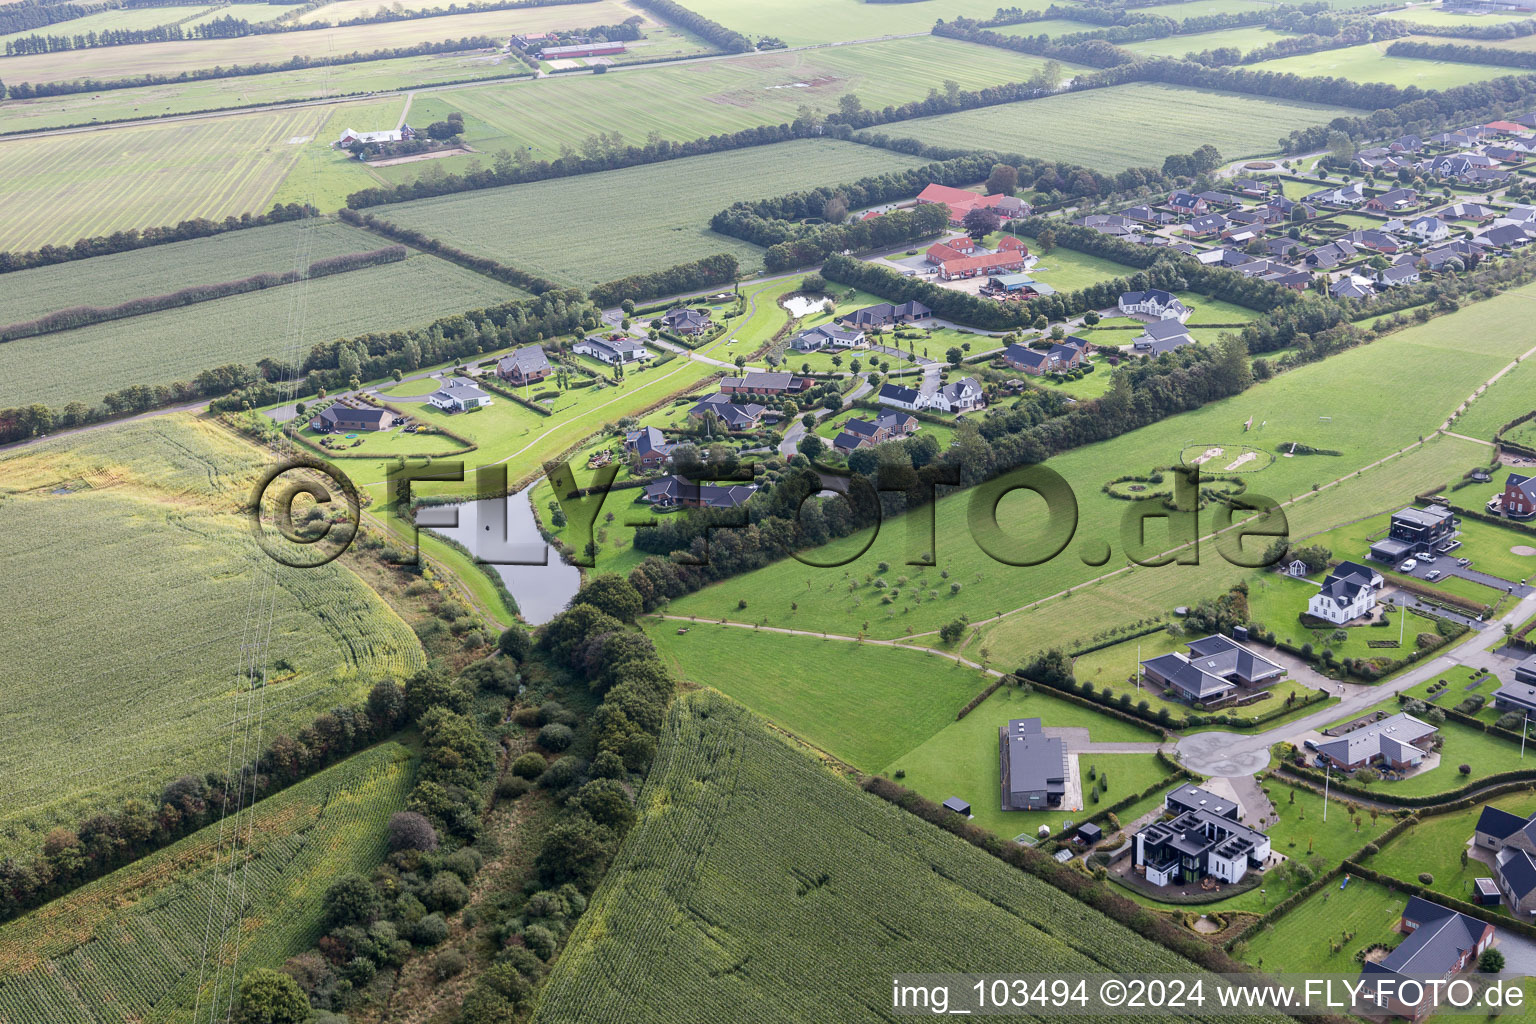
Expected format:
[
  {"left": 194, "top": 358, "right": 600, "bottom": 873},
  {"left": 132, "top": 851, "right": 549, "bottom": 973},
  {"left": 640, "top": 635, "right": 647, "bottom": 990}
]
[
  {"left": 998, "top": 718, "right": 1066, "bottom": 811},
  {"left": 1369, "top": 504, "right": 1458, "bottom": 562},
  {"left": 1133, "top": 784, "right": 1270, "bottom": 887}
]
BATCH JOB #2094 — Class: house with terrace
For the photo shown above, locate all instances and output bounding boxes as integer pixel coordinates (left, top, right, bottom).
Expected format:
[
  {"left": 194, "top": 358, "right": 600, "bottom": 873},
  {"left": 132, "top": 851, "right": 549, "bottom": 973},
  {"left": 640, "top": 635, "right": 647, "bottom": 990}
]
[
  {"left": 1377, "top": 264, "right": 1421, "bottom": 288},
  {"left": 1118, "top": 289, "right": 1191, "bottom": 322},
  {"left": 640, "top": 475, "right": 757, "bottom": 510},
  {"left": 1365, "top": 188, "right": 1418, "bottom": 212},
  {"left": 1359, "top": 897, "right": 1494, "bottom": 1018},
  {"left": 833, "top": 410, "right": 916, "bottom": 454},
  {"left": 1132, "top": 319, "right": 1195, "bottom": 355},
  {"left": 1133, "top": 784, "right": 1270, "bottom": 886},
  {"left": 719, "top": 371, "right": 812, "bottom": 397},
  {"left": 688, "top": 393, "right": 765, "bottom": 431},
  {"left": 622, "top": 425, "right": 673, "bottom": 468},
  {"left": 1498, "top": 472, "right": 1536, "bottom": 519},
  {"left": 1139, "top": 635, "right": 1284, "bottom": 704},
  {"left": 1473, "top": 805, "right": 1536, "bottom": 917},
  {"left": 427, "top": 377, "right": 492, "bottom": 413},
  {"left": 839, "top": 301, "right": 931, "bottom": 329},
  {"left": 496, "top": 344, "right": 552, "bottom": 387},
  {"left": 791, "top": 324, "right": 866, "bottom": 352},
  {"left": 1306, "top": 560, "right": 1384, "bottom": 624},
  {"left": 574, "top": 335, "right": 651, "bottom": 365},
  {"left": 661, "top": 307, "right": 712, "bottom": 336},
  {"left": 1494, "top": 677, "right": 1536, "bottom": 720},
  {"left": 928, "top": 376, "right": 986, "bottom": 413},
  {"left": 1406, "top": 215, "right": 1451, "bottom": 243},
  {"left": 1002, "top": 339, "right": 1088, "bottom": 376},
  {"left": 1369, "top": 504, "right": 1458, "bottom": 562},
  {"left": 310, "top": 399, "right": 396, "bottom": 433},
  {"left": 998, "top": 718, "right": 1066, "bottom": 811},
  {"left": 1314, "top": 713, "right": 1437, "bottom": 772}
]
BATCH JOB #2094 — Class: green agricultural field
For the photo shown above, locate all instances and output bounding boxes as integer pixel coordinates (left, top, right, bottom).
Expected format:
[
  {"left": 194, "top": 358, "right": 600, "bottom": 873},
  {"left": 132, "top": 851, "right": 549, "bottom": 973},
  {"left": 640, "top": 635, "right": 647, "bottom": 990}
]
[
  {"left": 0, "top": 217, "right": 384, "bottom": 327},
  {"left": 0, "top": 105, "right": 332, "bottom": 252},
  {"left": 0, "top": 5, "right": 222, "bottom": 46},
  {"left": 1363, "top": 791, "right": 1536, "bottom": 908},
  {"left": 0, "top": 9, "right": 555, "bottom": 86},
  {"left": 299, "top": 0, "right": 636, "bottom": 25},
  {"left": 1244, "top": 571, "right": 1442, "bottom": 662},
  {"left": 1453, "top": 354, "right": 1536, "bottom": 441},
  {"left": 880, "top": 84, "right": 1354, "bottom": 172},
  {"left": 883, "top": 685, "right": 1164, "bottom": 837},
  {"left": 0, "top": 249, "right": 526, "bottom": 409},
  {"left": 666, "top": 278, "right": 1536, "bottom": 659},
  {"left": 649, "top": 625, "right": 999, "bottom": 772},
  {"left": 1371, "top": 718, "right": 1525, "bottom": 797},
  {"left": 1121, "top": 26, "right": 1300, "bottom": 60},
  {"left": 0, "top": 52, "right": 512, "bottom": 136},
  {"left": 185, "top": 2, "right": 307, "bottom": 26},
  {"left": 1247, "top": 40, "right": 1518, "bottom": 88},
  {"left": 0, "top": 741, "right": 415, "bottom": 1022},
  {"left": 1241, "top": 875, "right": 1407, "bottom": 974},
  {"left": 0, "top": 416, "right": 425, "bottom": 860},
  {"left": 1379, "top": 6, "right": 1535, "bottom": 29},
  {"left": 532, "top": 691, "right": 1281, "bottom": 1024},
  {"left": 355, "top": 35, "right": 1086, "bottom": 188},
  {"left": 373, "top": 140, "right": 926, "bottom": 287},
  {"left": 670, "top": 0, "right": 1056, "bottom": 46}
]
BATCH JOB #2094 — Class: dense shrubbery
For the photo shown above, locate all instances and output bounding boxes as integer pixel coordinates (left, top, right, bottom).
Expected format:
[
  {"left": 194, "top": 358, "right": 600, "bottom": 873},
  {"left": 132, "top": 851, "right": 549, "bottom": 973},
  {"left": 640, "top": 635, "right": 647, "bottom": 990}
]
[{"left": 589, "top": 253, "right": 740, "bottom": 307}]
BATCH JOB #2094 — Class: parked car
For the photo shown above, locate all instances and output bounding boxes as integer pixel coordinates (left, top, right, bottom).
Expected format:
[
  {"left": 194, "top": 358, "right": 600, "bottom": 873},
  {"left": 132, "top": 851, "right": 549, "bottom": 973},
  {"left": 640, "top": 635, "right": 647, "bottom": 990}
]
[
  {"left": 1400, "top": 559, "right": 1418, "bottom": 572},
  {"left": 1425, "top": 569, "right": 1442, "bottom": 581},
  {"left": 1419, "top": 553, "right": 1436, "bottom": 563},
  {"left": 1457, "top": 557, "right": 1471, "bottom": 567}
]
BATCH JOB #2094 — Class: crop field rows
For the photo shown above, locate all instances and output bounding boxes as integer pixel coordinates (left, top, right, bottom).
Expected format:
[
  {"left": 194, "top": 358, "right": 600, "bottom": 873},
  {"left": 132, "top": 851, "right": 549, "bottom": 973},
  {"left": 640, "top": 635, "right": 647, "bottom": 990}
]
[
  {"left": 0, "top": 416, "right": 424, "bottom": 860},
  {"left": 532, "top": 692, "right": 1267, "bottom": 1024},
  {"left": 0, "top": 107, "right": 331, "bottom": 253},
  {"left": 1247, "top": 40, "right": 1522, "bottom": 89},
  {"left": 372, "top": 139, "right": 928, "bottom": 287},
  {"left": 672, "top": 0, "right": 1055, "bottom": 46},
  {"left": 0, "top": 741, "right": 416, "bottom": 1023},
  {"left": 0, "top": 249, "right": 527, "bottom": 409}
]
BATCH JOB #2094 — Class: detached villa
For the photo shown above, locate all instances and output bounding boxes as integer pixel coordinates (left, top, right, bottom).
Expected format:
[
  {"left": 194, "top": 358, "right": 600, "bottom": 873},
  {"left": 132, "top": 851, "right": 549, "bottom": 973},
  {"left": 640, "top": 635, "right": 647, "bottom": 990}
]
[
  {"left": 1306, "top": 559, "right": 1384, "bottom": 624},
  {"left": 1118, "top": 289, "right": 1192, "bottom": 322},
  {"left": 998, "top": 718, "right": 1066, "bottom": 811},
  {"left": 1139, "top": 635, "right": 1285, "bottom": 704},
  {"left": 427, "top": 377, "right": 492, "bottom": 412},
  {"left": 1369, "top": 504, "right": 1459, "bottom": 563},
  {"left": 1133, "top": 784, "right": 1271, "bottom": 886},
  {"left": 1360, "top": 897, "right": 1494, "bottom": 1017},
  {"left": 1473, "top": 805, "right": 1536, "bottom": 917},
  {"left": 1314, "top": 713, "right": 1438, "bottom": 772}
]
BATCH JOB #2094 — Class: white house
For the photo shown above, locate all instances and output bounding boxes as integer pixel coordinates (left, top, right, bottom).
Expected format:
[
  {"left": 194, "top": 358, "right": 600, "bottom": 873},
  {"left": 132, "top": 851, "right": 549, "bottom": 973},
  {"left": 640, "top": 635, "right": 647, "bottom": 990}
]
[
  {"left": 927, "top": 377, "right": 985, "bottom": 413},
  {"left": 1306, "top": 560, "right": 1383, "bottom": 624},
  {"left": 1406, "top": 216, "right": 1450, "bottom": 243},
  {"left": 791, "top": 324, "right": 866, "bottom": 352},
  {"left": 877, "top": 382, "right": 923, "bottom": 411},
  {"left": 428, "top": 377, "right": 493, "bottom": 412},
  {"left": 1118, "top": 289, "right": 1192, "bottom": 322},
  {"left": 574, "top": 335, "right": 652, "bottom": 364}
]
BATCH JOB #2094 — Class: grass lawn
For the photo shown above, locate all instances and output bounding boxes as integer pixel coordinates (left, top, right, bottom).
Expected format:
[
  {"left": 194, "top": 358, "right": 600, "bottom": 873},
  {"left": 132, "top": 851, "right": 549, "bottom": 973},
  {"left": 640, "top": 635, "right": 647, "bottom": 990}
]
[
  {"left": 1019, "top": 357, "right": 1119, "bottom": 402},
  {"left": 646, "top": 623, "right": 997, "bottom": 773},
  {"left": 995, "top": 235, "right": 1142, "bottom": 292},
  {"left": 673, "top": 0, "right": 1054, "bottom": 45},
  {"left": 1452, "top": 356, "right": 1536, "bottom": 440},
  {"left": 1241, "top": 876, "right": 1407, "bottom": 974},
  {"left": 882, "top": 683, "right": 1168, "bottom": 841},
  {"left": 1248, "top": 40, "right": 1518, "bottom": 89},
  {"left": 1364, "top": 791, "right": 1536, "bottom": 911},
  {"left": 1245, "top": 570, "right": 1445, "bottom": 663},
  {"left": 379, "top": 377, "right": 445, "bottom": 398},
  {"left": 1399, "top": 664, "right": 1515, "bottom": 727},
  {"left": 1121, "top": 26, "right": 1299, "bottom": 60},
  {"left": 1379, "top": 718, "right": 1527, "bottom": 797}
]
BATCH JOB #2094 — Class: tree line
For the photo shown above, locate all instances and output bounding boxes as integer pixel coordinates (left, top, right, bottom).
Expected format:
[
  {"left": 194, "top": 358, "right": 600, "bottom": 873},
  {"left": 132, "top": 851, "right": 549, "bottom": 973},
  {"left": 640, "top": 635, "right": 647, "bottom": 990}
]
[
  {"left": 588, "top": 252, "right": 740, "bottom": 307},
  {"left": 1387, "top": 39, "right": 1536, "bottom": 72},
  {"left": 933, "top": 18, "right": 1138, "bottom": 68},
  {"left": 0, "top": 201, "right": 316, "bottom": 274},
  {"left": 631, "top": 0, "right": 752, "bottom": 53},
  {"left": 0, "top": 246, "right": 405, "bottom": 343},
  {"left": 0, "top": 36, "right": 503, "bottom": 99},
  {"left": 340, "top": 209, "right": 562, "bottom": 294},
  {"left": 0, "top": 0, "right": 119, "bottom": 38}
]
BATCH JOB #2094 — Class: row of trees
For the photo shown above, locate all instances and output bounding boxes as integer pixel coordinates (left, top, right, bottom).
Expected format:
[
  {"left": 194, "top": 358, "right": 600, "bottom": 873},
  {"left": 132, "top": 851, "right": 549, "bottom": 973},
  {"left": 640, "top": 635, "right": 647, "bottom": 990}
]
[
  {"left": 0, "top": 245, "right": 405, "bottom": 343},
  {"left": 0, "top": 36, "right": 502, "bottom": 99},
  {"left": 588, "top": 252, "right": 740, "bottom": 308},
  {"left": 933, "top": 18, "right": 1138, "bottom": 68},
  {"left": 0, "top": 0, "right": 117, "bottom": 38},
  {"left": 1387, "top": 39, "right": 1536, "bottom": 72},
  {"left": 631, "top": 0, "right": 751, "bottom": 52}
]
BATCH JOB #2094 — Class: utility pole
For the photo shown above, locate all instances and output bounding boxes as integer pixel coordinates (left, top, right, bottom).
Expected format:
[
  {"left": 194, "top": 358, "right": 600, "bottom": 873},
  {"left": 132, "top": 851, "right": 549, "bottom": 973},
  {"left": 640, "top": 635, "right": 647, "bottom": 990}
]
[{"left": 1323, "top": 760, "right": 1331, "bottom": 822}]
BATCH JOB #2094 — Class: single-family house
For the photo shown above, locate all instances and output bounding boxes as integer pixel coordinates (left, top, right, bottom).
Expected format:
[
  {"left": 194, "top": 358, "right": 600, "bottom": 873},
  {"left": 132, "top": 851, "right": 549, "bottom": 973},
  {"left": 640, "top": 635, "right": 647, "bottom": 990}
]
[
  {"left": 937, "top": 250, "right": 1027, "bottom": 280},
  {"left": 1444, "top": 201, "right": 1499, "bottom": 223},
  {"left": 832, "top": 409, "right": 917, "bottom": 453},
  {"left": 999, "top": 718, "right": 1066, "bottom": 810},
  {"left": 623, "top": 425, "right": 673, "bottom": 467},
  {"left": 877, "top": 382, "right": 923, "bottom": 411},
  {"left": 336, "top": 124, "right": 417, "bottom": 148},
  {"left": 1501, "top": 472, "right": 1536, "bottom": 519},
  {"left": 662, "top": 307, "right": 712, "bottom": 336},
  {"left": 1330, "top": 275, "right": 1376, "bottom": 302},
  {"left": 1118, "top": 289, "right": 1191, "bottom": 322},
  {"left": 1307, "top": 561, "right": 1383, "bottom": 623},
  {"left": 496, "top": 344, "right": 552, "bottom": 386},
  {"left": 1139, "top": 634, "right": 1284, "bottom": 703},
  {"left": 1344, "top": 228, "right": 1404, "bottom": 254},
  {"left": 427, "top": 377, "right": 493, "bottom": 413},
  {"left": 640, "top": 474, "right": 757, "bottom": 510},
  {"left": 839, "top": 301, "right": 931, "bottom": 329},
  {"left": 928, "top": 376, "right": 985, "bottom": 413},
  {"left": 1305, "top": 239, "right": 1358, "bottom": 269},
  {"left": 1132, "top": 318, "right": 1196, "bottom": 355},
  {"left": 791, "top": 324, "right": 866, "bottom": 352},
  {"left": 1477, "top": 222, "right": 1535, "bottom": 250},
  {"left": 1369, "top": 504, "right": 1458, "bottom": 562},
  {"left": 310, "top": 400, "right": 395, "bottom": 433},
  {"left": 1166, "top": 190, "right": 1208, "bottom": 215},
  {"left": 574, "top": 335, "right": 652, "bottom": 364},
  {"left": 1360, "top": 897, "right": 1494, "bottom": 1018},
  {"left": 1365, "top": 187, "right": 1418, "bottom": 212},
  {"left": 1472, "top": 806, "right": 1536, "bottom": 917},
  {"left": 1134, "top": 785, "right": 1270, "bottom": 886},
  {"left": 1377, "top": 264, "right": 1420, "bottom": 288},
  {"left": 1002, "top": 338, "right": 1088, "bottom": 376},
  {"left": 718, "top": 371, "right": 812, "bottom": 397},
  {"left": 1123, "top": 205, "right": 1177, "bottom": 226},
  {"left": 1406, "top": 216, "right": 1451, "bottom": 243},
  {"left": 1315, "top": 713, "right": 1437, "bottom": 771},
  {"left": 688, "top": 393, "right": 766, "bottom": 430}
]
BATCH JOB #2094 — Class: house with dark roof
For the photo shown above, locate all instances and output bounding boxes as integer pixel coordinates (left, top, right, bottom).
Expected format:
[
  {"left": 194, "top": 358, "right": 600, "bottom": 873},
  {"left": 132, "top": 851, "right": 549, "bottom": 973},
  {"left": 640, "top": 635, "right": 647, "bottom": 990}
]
[
  {"left": 999, "top": 718, "right": 1066, "bottom": 811},
  {"left": 574, "top": 335, "right": 651, "bottom": 365},
  {"left": 1134, "top": 785, "right": 1270, "bottom": 886},
  {"left": 1167, "top": 190, "right": 1207, "bottom": 215},
  {"left": 791, "top": 324, "right": 866, "bottom": 352},
  {"left": 1365, "top": 187, "right": 1418, "bottom": 212},
  {"left": 1406, "top": 215, "right": 1451, "bottom": 243},
  {"left": 1344, "top": 228, "right": 1405, "bottom": 254},
  {"left": 662, "top": 307, "right": 712, "bottom": 336},
  {"left": 1443, "top": 201, "right": 1499, "bottom": 223},
  {"left": 1330, "top": 275, "right": 1376, "bottom": 302},
  {"left": 1306, "top": 239, "right": 1358, "bottom": 269},
  {"left": 1123, "top": 204, "right": 1177, "bottom": 225},
  {"left": 718, "top": 371, "right": 812, "bottom": 397},
  {"left": 310, "top": 400, "right": 396, "bottom": 433},
  {"left": 1118, "top": 289, "right": 1191, "bottom": 322},
  {"left": 1377, "top": 264, "right": 1421, "bottom": 288},
  {"left": 1369, "top": 504, "right": 1458, "bottom": 562},
  {"left": 1132, "top": 318, "right": 1195, "bottom": 355},
  {"left": 832, "top": 410, "right": 916, "bottom": 453},
  {"left": 1307, "top": 562, "right": 1382, "bottom": 624},
  {"left": 688, "top": 393, "right": 766, "bottom": 430},
  {"left": 1502, "top": 472, "right": 1536, "bottom": 520},
  {"left": 496, "top": 344, "right": 552, "bottom": 386},
  {"left": 877, "top": 382, "right": 923, "bottom": 411},
  {"left": 1183, "top": 213, "right": 1228, "bottom": 238},
  {"left": 622, "top": 425, "right": 673, "bottom": 468},
  {"left": 640, "top": 474, "right": 757, "bottom": 510},
  {"left": 1360, "top": 897, "right": 1494, "bottom": 1015},
  {"left": 928, "top": 376, "right": 985, "bottom": 414},
  {"left": 1472, "top": 804, "right": 1536, "bottom": 916},
  {"left": 1003, "top": 339, "right": 1088, "bottom": 376},
  {"left": 1315, "top": 713, "right": 1437, "bottom": 771},
  {"left": 1477, "top": 222, "right": 1535, "bottom": 250},
  {"left": 1494, "top": 678, "right": 1536, "bottom": 719},
  {"left": 427, "top": 377, "right": 492, "bottom": 412},
  {"left": 838, "top": 301, "right": 931, "bottom": 329},
  {"left": 1140, "top": 635, "right": 1284, "bottom": 704},
  {"left": 1305, "top": 182, "right": 1366, "bottom": 207}
]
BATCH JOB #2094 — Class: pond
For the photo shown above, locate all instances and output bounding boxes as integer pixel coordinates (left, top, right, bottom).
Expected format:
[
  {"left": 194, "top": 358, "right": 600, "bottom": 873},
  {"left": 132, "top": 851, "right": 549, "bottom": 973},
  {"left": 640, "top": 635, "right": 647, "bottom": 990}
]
[{"left": 416, "top": 483, "right": 581, "bottom": 625}]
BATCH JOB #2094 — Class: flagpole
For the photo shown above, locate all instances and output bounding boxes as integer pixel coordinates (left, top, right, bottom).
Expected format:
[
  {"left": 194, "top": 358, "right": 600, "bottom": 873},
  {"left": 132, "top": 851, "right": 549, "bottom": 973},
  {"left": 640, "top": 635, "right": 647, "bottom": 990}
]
[{"left": 1323, "top": 761, "right": 1330, "bottom": 822}]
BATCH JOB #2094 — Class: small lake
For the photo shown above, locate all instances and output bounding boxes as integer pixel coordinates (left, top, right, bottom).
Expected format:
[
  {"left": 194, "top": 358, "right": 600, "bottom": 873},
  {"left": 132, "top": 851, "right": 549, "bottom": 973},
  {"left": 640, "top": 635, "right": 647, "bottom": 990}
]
[{"left": 416, "top": 484, "right": 581, "bottom": 625}]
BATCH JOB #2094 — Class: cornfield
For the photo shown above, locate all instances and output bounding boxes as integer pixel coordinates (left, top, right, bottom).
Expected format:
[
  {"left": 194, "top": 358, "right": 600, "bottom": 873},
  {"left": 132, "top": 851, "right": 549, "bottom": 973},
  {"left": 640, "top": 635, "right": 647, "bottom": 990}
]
[{"left": 0, "top": 742, "right": 416, "bottom": 1023}]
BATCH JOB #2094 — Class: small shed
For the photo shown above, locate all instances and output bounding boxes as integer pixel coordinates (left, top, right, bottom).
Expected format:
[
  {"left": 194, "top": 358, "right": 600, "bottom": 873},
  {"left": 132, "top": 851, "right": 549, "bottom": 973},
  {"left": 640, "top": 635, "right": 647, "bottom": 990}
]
[
  {"left": 1076, "top": 822, "right": 1103, "bottom": 845},
  {"left": 942, "top": 797, "right": 972, "bottom": 818},
  {"left": 1473, "top": 877, "right": 1502, "bottom": 906}
]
